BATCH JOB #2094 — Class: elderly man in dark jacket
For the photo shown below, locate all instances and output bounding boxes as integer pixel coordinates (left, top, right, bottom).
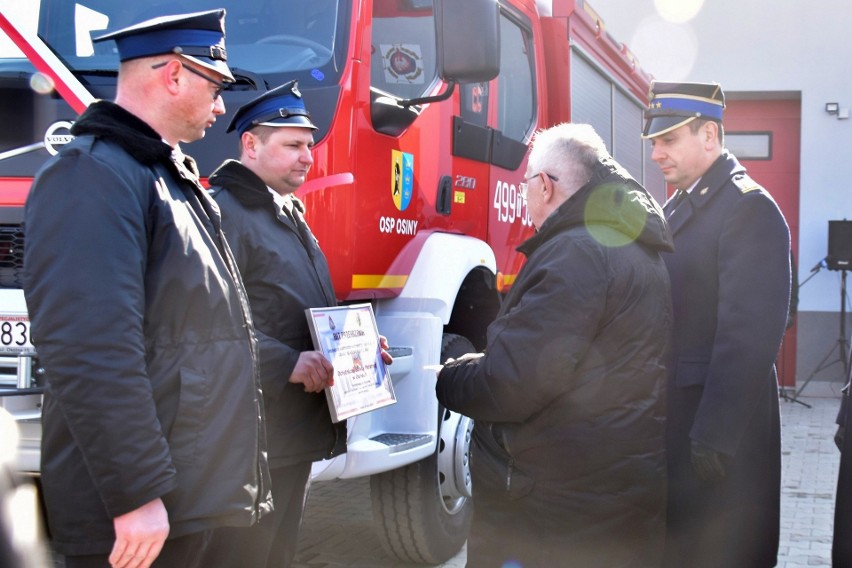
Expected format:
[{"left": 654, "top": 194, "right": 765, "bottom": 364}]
[
  {"left": 437, "top": 123, "right": 673, "bottom": 567},
  {"left": 23, "top": 11, "right": 271, "bottom": 568}
]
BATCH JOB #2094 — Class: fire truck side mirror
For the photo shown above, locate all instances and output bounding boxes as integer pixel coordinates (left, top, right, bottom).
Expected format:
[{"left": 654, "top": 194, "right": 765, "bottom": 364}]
[{"left": 434, "top": 0, "right": 500, "bottom": 84}]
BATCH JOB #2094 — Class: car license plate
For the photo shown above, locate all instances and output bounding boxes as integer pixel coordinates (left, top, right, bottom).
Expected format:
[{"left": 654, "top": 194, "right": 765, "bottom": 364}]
[{"left": 0, "top": 314, "right": 34, "bottom": 354}]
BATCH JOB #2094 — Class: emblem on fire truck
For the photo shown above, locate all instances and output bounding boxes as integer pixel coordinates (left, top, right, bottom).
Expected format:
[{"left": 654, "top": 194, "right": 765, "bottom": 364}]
[
  {"left": 381, "top": 44, "right": 424, "bottom": 84},
  {"left": 44, "top": 121, "right": 75, "bottom": 156},
  {"left": 391, "top": 150, "right": 413, "bottom": 212}
]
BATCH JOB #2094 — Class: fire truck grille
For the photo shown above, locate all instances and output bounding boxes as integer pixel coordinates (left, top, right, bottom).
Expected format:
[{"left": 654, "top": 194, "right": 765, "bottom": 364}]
[{"left": 0, "top": 225, "right": 25, "bottom": 288}]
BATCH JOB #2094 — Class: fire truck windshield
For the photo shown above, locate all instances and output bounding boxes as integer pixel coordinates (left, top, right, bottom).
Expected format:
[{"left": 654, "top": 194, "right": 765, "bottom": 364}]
[{"left": 2, "top": 0, "right": 348, "bottom": 85}]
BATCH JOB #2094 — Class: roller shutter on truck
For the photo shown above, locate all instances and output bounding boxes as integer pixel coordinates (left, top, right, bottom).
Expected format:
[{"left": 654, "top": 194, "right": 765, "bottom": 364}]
[{"left": 570, "top": 47, "right": 666, "bottom": 204}]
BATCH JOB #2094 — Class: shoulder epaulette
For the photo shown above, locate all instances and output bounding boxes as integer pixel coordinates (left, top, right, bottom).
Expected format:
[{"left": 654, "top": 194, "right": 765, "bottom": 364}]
[{"left": 731, "top": 174, "right": 762, "bottom": 194}]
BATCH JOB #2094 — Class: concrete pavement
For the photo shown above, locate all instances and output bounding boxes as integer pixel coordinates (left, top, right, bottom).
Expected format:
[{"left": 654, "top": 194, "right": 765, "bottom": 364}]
[
  {"left": 293, "top": 379, "right": 844, "bottom": 567},
  {"left": 778, "top": 379, "right": 843, "bottom": 567}
]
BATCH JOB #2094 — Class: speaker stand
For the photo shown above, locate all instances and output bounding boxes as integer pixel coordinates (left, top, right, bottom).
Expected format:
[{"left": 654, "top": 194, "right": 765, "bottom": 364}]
[{"left": 787, "top": 269, "right": 849, "bottom": 407}]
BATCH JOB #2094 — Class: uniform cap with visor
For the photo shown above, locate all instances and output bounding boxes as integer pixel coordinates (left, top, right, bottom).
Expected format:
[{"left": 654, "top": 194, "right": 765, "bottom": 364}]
[
  {"left": 642, "top": 81, "right": 725, "bottom": 139},
  {"left": 227, "top": 80, "right": 318, "bottom": 135},
  {"left": 93, "top": 9, "right": 234, "bottom": 83}
]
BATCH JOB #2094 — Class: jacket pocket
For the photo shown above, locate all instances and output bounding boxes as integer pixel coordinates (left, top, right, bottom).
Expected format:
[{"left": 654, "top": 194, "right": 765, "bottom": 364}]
[
  {"left": 471, "top": 425, "right": 535, "bottom": 500},
  {"left": 167, "top": 367, "right": 208, "bottom": 465},
  {"left": 675, "top": 358, "right": 710, "bottom": 388}
]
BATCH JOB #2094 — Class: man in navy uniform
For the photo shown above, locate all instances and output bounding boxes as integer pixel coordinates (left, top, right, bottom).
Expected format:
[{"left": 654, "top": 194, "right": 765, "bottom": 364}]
[
  {"left": 201, "top": 81, "right": 392, "bottom": 568},
  {"left": 23, "top": 10, "right": 272, "bottom": 568},
  {"left": 644, "top": 81, "right": 791, "bottom": 567}
]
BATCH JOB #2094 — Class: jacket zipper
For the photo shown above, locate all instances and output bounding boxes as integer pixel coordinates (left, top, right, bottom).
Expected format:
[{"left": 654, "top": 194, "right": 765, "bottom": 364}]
[
  {"left": 328, "top": 424, "right": 342, "bottom": 459},
  {"left": 506, "top": 457, "right": 515, "bottom": 491}
]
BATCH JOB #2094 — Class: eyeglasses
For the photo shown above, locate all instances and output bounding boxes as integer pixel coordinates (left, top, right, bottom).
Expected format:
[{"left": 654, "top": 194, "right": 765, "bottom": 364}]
[
  {"left": 151, "top": 60, "right": 226, "bottom": 101},
  {"left": 518, "top": 171, "right": 558, "bottom": 199}
]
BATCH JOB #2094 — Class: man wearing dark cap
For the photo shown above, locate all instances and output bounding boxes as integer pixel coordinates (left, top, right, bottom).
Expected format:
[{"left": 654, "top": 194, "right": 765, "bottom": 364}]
[
  {"left": 200, "top": 81, "right": 391, "bottom": 568},
  {"left": 23, "top": 9, "right": 272, "bottom": 568},
  {"left": 643, "top": 81, "right": 791, "bottom": 567}
]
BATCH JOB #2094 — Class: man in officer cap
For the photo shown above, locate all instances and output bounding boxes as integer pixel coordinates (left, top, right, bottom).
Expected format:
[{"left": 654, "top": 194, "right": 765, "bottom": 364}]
[
  {"left": 24, "top": 9, "right": 272, "bottom": 568},
  {"left": 93, "top": 9, "right": 235, "bottom": 144},
  {"left": 201, "top": 81, "right": 392, "bottom": 568},
  {"left": 644, "top": 81, "right": 790, "bottom": 567}
]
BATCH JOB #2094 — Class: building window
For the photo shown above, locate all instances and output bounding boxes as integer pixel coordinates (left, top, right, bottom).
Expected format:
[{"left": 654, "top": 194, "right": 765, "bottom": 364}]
[{"left": 726, "top": 131, "right": 772, "bottom": 160}]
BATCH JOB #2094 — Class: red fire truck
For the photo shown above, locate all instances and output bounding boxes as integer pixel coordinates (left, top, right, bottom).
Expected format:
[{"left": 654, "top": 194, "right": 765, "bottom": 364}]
[{"left": 0, "top": 0, "right": 658, "bottom": 562}]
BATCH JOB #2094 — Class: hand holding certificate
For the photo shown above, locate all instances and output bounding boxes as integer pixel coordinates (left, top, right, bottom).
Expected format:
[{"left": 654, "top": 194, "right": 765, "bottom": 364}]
[{"left": 305, "top": 304, "right": 396, "bottom": 423}]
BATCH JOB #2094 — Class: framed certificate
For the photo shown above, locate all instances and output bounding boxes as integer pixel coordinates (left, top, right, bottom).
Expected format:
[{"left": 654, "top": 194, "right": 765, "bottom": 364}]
[{"left": 305, "top": 303, "right": 396, "bottom": 423}]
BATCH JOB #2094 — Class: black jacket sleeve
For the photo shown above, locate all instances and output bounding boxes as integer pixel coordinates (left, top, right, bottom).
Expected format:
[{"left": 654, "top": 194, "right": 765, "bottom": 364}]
[
  {"left": 437, "top": 235, "right": 608, "bottom": 423},
  {"left": 691, "top": 190, "right": 790, "bottom": 455},
  {"left": 24, "top": 149, "right": 177, "bottom": 517}
]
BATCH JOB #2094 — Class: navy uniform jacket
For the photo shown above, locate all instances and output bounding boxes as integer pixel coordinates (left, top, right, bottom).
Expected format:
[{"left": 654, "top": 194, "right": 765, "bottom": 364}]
[
  {"left": 663, "top": 151, "right": 790, "bottom": 567},
  {"left": 209, "top": 160, "right": 346, "bottom": 468},
  {"left": 23, "top": 102, "right": 271, "bottom": 555}
]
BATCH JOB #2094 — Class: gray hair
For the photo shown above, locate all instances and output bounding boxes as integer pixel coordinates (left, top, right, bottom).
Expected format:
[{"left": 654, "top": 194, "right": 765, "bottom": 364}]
[{"left": 528, "top": 123, "right": 611, "bottom": 196}]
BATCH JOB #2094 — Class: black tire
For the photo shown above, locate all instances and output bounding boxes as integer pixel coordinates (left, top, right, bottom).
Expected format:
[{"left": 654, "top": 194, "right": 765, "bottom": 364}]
[{"left": 369, "top": 333, "right": 475, "bottom": 564}]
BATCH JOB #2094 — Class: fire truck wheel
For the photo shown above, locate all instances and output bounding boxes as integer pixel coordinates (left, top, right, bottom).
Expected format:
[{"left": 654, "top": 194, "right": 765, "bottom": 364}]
[{"left": 369, "top": 333, "right": 475, "bottom": 564}]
